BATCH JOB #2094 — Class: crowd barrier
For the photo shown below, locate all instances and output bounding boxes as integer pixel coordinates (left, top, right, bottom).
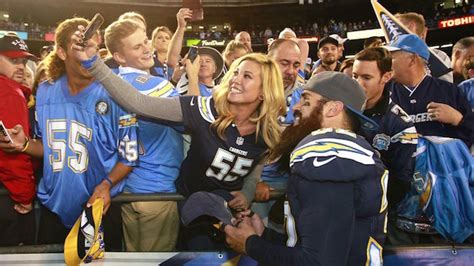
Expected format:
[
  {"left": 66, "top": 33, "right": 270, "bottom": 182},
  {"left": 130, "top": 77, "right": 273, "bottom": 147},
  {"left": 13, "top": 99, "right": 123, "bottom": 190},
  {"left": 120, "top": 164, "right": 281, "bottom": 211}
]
[
  {"left": 0, "top": 245, "right": 473, "bottom": 265},
  {"left": 1, "top": 188, "right": 473, "bottom": 265}
]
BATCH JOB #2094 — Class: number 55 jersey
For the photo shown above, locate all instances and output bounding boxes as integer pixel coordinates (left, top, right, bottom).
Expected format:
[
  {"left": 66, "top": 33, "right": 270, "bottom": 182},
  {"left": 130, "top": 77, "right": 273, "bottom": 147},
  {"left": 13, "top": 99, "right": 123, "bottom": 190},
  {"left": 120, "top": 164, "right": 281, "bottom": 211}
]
[
  {"left": 35, "top": 76, "right": 138, "bottom": 228},
  {"left": 176, "top": 96, "right": 267, "bottom": 196}
]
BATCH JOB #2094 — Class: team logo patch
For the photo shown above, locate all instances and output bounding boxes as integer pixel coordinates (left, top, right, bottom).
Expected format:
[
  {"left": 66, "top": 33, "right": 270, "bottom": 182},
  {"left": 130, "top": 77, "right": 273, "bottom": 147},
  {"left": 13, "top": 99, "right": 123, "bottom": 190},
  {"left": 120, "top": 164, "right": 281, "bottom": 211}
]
[
  {"left": 135, "top": 75, "right": 149, "bottom": 84},
  {"left": 119, "top": 114, "right": 138, "bottom": 128},
  {"left": 373, "top": 133, "right": 391, "bottom": 151},
  {"left": 95, "top": 100, "right": 109, "bottom": 115},
  {"left": 236, "top": 137, "right": 244, "bottom": 146}
]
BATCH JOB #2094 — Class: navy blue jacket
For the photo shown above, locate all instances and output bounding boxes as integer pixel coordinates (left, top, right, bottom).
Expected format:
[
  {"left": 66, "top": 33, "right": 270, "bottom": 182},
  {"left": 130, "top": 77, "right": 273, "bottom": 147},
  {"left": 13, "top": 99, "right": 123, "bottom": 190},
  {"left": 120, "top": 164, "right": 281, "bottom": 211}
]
[
  {"left": 361, "top": 89, "right": 417, "bottom": 207},
  {"left": 246, "top": 129, "right": 387, "bottom": 266}
]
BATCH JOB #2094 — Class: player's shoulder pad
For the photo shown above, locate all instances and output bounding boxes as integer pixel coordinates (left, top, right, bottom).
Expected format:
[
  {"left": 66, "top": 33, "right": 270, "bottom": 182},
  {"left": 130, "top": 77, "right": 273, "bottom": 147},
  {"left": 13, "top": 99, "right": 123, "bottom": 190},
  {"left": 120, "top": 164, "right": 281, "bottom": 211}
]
[
  {"left": 290, "top": 128, "right": 376, "bottom": 173},
  {"left": 196, "top": 96, "right": 216, "bottom": 123}
]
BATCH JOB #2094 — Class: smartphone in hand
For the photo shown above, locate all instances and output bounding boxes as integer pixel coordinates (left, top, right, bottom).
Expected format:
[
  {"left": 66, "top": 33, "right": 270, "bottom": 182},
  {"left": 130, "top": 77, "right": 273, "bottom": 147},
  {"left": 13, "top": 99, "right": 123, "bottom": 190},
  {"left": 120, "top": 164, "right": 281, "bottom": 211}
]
[
  {"left": 183, "top": 0, "right": 204, "bottom": 21},
  {"left": 188, "top": 46, "right": 198, "bottom": 63},
  {"left": 0, "top": 121, "right": 14, "bottom": 144},
  {"left": 83, "top": 13, "right": 105, "bottom": 43}
]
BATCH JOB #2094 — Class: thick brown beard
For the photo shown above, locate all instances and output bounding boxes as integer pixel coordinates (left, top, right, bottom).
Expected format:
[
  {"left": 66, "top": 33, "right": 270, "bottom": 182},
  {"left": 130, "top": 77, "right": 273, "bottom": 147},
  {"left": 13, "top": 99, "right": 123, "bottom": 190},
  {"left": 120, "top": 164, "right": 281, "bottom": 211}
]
[{"left": 271, "top": 104, "right": 324, "bottom": 172}]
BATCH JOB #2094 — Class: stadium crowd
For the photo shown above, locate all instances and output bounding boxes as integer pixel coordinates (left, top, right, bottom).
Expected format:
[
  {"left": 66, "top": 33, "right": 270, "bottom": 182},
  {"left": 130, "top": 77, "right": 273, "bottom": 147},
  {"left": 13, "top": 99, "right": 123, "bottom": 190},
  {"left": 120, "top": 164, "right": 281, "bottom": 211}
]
[{"left": 0, "top": 4, "right": 473, "bottom": 265}]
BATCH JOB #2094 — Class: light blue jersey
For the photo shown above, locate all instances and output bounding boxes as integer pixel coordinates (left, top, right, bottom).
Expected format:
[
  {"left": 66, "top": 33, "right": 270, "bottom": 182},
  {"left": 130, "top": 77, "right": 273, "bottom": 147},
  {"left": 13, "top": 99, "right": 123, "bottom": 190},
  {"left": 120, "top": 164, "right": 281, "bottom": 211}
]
[
  {"left": 458, "top": 78, "right": 474, "bottom": 112},
  {"left": 199, "top": 83, "right": 214, "bottom": 97},
  {"left": 118, "top": 67, "right": 183, "bottom": 193},
  {"left": 35, "top": 76, "right": 138, "bottom": 228},
  {"left": 397, "top": 136, "right": 474, "bottom": 243}
]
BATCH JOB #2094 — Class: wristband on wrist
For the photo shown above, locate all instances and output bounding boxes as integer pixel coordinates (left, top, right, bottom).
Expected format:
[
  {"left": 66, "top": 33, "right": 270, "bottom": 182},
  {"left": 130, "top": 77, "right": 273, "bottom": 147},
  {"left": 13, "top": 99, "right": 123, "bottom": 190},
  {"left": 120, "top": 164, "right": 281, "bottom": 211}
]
[
  {"left": 20, "top": 137, "right": 30, "bottom": 153},
  {"left": 81, "top": 55, "right": 98, "bottom": 70},
  {"left": 104, "top": 176, "right": 113, "bottom": 187}
]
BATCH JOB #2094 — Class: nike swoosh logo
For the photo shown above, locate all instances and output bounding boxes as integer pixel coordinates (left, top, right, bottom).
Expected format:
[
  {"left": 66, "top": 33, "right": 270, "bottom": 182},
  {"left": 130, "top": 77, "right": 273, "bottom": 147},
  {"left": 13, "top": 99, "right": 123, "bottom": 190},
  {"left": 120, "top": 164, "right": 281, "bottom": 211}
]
[
  {"left": 190, "top": 97, "right": 196, "bottom": 106},
  {"left": 313, "top": 156, "right": 336, "bottom": 167}
]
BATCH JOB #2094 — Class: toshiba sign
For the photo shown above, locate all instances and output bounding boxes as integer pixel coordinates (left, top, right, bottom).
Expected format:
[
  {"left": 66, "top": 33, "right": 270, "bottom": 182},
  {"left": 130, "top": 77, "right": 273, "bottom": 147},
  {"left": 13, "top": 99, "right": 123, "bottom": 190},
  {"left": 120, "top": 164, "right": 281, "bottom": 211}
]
[{"left": 438, "top": 15, "right": 474, "bottom": 28}]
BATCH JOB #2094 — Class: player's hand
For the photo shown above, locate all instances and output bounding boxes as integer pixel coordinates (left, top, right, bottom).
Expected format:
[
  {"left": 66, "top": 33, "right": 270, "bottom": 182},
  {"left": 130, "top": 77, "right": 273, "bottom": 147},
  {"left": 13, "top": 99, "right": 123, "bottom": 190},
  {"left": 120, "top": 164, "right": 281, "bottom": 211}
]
[
  {"left": 87, "top": 180, "right": 112, "bottom": 214},
  {"left": 177, "top": 8, "right": 193, "bottom": 28},
  {"left": 71, "top": 25, "right": 100, "bottom": 62},
  {"left": 229, "top": 191, "right": 249, "bottom": 211},
  {"left": 0, "top": 125, "right": 27, "bottom": 153},
  {"left": 232, "top": 209, "right": 265, "bottom": 236},
  {"left": 427, "top": 102, "right": 463, "bottom": 126},
  {"left": 254, "top": 181, "right": 273, "bottom": 202},
  {"left": 224, "top": 217, "right": 258, "bottom": 254}
]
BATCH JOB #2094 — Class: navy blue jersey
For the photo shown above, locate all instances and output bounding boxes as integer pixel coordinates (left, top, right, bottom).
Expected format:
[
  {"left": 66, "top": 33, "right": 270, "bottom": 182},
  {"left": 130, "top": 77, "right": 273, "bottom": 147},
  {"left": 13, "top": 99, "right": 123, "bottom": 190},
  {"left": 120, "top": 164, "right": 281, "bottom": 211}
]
[
  {"left": 247, "top": 129, "right": 387, "bottom": 266},
  {"left": 35, "top": 76, "right": 138, "bottom": 227},
  {"left": 361, "top": 89, "right": 417, "bottom": 207},
  {"left": 175, "top": 96, "right": 267, "bottom": 195},
  {"left": 151, "top": 55, "right": 174, "bottom": 80},
  {"left": 389, "top": 75, "right": 474, "bottom": 147}
]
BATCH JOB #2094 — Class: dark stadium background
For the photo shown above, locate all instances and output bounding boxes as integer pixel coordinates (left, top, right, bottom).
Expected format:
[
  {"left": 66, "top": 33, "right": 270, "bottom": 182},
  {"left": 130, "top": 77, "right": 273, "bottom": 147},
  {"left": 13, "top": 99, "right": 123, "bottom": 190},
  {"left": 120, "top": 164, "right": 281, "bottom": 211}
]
[{"left": 0, "top": 0, "right": 471, "bottom": 68}]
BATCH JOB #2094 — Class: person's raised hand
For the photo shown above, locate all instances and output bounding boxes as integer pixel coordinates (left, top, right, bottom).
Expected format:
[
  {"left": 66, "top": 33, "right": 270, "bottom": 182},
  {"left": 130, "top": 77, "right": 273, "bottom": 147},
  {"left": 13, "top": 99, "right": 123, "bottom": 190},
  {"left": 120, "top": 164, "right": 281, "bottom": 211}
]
[
  {"left": 71, "top": 25, "right": 100, "bottom": 62},
  {"left": 177, "top": 8, "right": 193, "bottom": 28}
]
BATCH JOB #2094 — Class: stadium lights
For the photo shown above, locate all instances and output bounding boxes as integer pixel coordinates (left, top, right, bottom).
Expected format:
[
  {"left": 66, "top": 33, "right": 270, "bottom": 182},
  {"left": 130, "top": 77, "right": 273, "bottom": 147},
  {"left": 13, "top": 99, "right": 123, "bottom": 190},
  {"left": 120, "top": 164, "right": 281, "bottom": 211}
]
[
  {"left": 440, "top": 44, "right": 453, "bottom": 48},
  {"left": 428, "top": 44, "right": 453, "bottom": 49},
  {"left": 3, "top": 14, "right": 9, "bottom": 19},
  {"left": 347, "top": 28, "right": 384, "bottom": 40}
]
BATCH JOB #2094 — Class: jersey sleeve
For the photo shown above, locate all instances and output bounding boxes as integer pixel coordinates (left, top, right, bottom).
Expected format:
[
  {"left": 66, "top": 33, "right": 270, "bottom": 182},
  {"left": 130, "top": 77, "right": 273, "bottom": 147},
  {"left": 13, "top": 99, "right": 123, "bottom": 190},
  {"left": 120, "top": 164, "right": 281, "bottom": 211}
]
[
  {"left": 289, "top": 133, "right": 376, "bottom": 182},
  {"left": 388, "top": 125, "right": 417, "bottom": 182},
  {"left": 129, "top": 74, "right": 179, "bottom": 98},
  {"left": 117, "top": 112, "right": 139, "bottom": 166},
  {"left": 246, "top": 181, "right": 355, "bottom": 266},
  {"left": 179, "top": 96, "right": 216, "bottom": 132}
]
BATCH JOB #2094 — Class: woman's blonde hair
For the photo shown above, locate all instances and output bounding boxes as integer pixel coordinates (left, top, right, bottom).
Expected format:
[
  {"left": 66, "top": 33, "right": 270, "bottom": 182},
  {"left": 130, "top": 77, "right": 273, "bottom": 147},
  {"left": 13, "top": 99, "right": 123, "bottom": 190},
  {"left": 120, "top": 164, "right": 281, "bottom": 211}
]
[
  {"left": 223, "top": 40, "right": 249, "bottom": 65},
  {"left": 43, "top": 17, "right": 88, "bottom": 81},
  {"left": 151, "top": 26, "right": 172, "bottom": 46},
  {"left": 212, "top": 53, "right": 286, "bottom": 154}
]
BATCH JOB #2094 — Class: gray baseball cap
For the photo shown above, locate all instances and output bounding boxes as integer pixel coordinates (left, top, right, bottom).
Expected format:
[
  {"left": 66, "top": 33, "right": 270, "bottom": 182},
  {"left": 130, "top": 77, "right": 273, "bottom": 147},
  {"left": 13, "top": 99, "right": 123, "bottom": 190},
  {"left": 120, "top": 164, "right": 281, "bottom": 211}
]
[
  {"left": 305, "top": 71, "right": 379, "bottom": 131},
  {"left": 181, "top": 191, "right": 234, "bottom": 227}
]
